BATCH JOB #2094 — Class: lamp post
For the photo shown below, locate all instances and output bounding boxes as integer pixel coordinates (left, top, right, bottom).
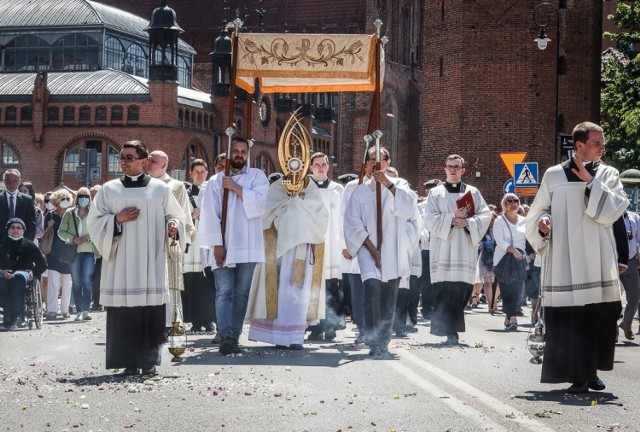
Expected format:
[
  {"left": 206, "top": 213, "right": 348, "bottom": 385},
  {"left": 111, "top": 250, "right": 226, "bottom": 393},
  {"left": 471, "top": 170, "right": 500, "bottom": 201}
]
[{"left": 533, "top": 2, "right": 560, "bottom": 163}]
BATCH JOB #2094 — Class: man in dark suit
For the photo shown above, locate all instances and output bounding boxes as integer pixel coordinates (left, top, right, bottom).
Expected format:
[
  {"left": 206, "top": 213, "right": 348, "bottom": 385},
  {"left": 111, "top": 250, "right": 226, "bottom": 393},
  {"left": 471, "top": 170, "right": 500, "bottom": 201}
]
[{"left": 1, "top": 169, "right": 36, "bottom": 242}]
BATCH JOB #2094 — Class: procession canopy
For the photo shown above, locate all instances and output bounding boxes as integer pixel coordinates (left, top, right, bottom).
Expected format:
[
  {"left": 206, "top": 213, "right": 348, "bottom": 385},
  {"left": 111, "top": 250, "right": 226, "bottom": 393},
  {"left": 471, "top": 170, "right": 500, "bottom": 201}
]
[{"left": 235, "top": 33, "right": 385, "bottom": 93}]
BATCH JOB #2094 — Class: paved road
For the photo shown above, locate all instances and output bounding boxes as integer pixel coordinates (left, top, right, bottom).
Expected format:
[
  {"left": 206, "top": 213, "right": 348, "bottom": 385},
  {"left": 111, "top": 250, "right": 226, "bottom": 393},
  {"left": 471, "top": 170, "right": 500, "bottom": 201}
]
[{"left": 1, "top": 304, "right": 638, "bottom": 432}]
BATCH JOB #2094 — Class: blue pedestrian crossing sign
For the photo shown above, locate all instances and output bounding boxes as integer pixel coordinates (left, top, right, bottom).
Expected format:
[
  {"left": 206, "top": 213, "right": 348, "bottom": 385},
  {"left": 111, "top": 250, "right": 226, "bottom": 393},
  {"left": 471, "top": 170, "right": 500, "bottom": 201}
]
[{"left": 514, "top": 162, "right": 538, "bottom": 187}]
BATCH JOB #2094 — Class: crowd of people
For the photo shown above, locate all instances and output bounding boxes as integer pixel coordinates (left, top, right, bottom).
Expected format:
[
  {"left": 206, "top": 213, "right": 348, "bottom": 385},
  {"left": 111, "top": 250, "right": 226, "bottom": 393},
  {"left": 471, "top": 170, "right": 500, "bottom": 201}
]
[{"left": 0, "top": 121, "right": 637, "bottom": 395}]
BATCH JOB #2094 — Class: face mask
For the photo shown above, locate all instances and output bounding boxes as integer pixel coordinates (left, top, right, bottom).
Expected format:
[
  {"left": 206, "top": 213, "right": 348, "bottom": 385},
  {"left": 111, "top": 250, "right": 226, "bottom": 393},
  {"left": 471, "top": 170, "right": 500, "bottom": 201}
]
[
  {"left": 9, "top": 235, "right": 23, "bottom": 241},
  {"left": 45, "top": 202, "right": 55, "bottom": 211},
  {"left": 59, "top": 200, "right": 72, "bottom": 209},
  {"left": 78, "top": 198, "right": 90, "bottom": 208}
]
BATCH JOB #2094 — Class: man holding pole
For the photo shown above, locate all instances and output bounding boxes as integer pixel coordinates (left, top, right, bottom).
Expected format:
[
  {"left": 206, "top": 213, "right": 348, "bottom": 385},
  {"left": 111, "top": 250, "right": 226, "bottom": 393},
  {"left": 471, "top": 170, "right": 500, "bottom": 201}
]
[
  {"left": 196, "top": 136, "right": 269, "bottom": 355},
  {"left": 344, "top": 144, "right": 417, "bottom": 356}
]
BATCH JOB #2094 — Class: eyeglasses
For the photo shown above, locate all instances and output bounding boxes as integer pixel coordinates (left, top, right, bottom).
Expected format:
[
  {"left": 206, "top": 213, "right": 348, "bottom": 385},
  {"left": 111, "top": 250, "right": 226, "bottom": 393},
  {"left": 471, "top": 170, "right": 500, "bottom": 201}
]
[
  {"left": 445, "top": 165, "right": 463, "bottom": 171},
  {"left": 505, "top": 199, "right": 520, "bottom": 204},
  {"left": 77, "top": 195, "right": 89, "bottom": 199},
  {"left": 119, "top": 155, "right": 144, "bottom": 163}
]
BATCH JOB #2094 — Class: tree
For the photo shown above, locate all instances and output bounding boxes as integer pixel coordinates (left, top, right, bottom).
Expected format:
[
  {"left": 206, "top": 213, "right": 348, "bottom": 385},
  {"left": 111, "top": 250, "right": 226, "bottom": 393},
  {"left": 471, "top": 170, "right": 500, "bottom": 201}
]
[{"left": 602, "top": 0, "right": 640, "bottom": 170}]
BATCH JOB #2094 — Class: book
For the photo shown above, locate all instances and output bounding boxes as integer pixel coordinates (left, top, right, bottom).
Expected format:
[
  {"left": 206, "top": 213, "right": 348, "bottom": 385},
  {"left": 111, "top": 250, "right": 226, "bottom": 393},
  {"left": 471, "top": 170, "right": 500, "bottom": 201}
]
[{"left": 456, "top": 190, "right": 475, "bottom": 217}]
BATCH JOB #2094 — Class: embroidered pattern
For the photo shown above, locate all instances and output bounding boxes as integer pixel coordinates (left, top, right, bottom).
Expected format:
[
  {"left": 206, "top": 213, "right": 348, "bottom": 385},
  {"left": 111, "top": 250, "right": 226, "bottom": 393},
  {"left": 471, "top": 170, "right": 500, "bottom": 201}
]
[
  {"left": 242, "top": 37, "right": 364, "bottom": 68},
  {"left": 594, "top": 190, "right": 607, "bottom": 221},
  {"left": 542, "top": 279, "right": 619, "bottom": 293}
]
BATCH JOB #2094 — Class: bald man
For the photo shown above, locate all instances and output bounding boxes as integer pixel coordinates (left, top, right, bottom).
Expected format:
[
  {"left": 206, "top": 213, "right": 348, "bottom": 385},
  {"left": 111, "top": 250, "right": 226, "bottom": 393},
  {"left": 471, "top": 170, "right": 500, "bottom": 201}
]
[{"left": 147, "top": 150, "right": 195, "bottom": 328}]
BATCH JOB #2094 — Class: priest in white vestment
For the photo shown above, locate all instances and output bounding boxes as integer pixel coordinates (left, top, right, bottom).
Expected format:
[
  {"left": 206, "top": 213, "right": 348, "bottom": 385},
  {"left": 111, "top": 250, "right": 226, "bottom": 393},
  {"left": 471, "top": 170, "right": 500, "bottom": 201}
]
[
  {"left": 307, "top": 152, "right": 345, "bottom": 342},
  {"left": 147, "top": 150, "right": 195, "bottom": 328},
  {"left": 525, "top": 122, "right": 628, "bottom": 394},
  {"left": 197, "top": 138, "right": 269, "bottom": 355},
  {"left": 247, "top": 179, "right": 328, "bottom": 349},
  {"left": 343, "top": 147, "right": 417, "bottom": 356},
  {"left": 424, "top": 155, "right": 491, "bottom": 345},
  {"left": 87, "top": 141, "right": 185, "bottom": 376}
]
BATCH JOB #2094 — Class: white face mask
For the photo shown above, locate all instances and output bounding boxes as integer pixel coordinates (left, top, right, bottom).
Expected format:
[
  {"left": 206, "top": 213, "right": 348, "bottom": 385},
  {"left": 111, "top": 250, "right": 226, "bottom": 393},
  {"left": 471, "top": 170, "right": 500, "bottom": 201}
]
[
  {"left": 59, "top": 199, "right": 72, "bottom": 209},
  {"left": 9, "top": 235, "right": 23, "bottom": 241},
  {"left": 45, "top": 202, "right": 55, "bottom": 211}
]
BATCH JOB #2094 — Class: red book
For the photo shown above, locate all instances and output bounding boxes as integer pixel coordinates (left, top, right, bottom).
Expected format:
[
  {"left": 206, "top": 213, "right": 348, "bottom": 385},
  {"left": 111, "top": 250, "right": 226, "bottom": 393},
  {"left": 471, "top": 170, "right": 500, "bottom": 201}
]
[{"left": 456, "top": 191, "right": 475, "bottom": 217}]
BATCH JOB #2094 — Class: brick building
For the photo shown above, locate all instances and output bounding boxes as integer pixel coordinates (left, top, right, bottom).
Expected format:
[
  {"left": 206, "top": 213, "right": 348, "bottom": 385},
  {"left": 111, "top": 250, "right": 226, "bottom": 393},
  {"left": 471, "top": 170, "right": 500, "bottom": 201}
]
[
  {"left": 2, "top": 0, "right": 604, "bottom": 202},
  {"left": 0, "top": 0, "right": 215, "bottom": 192}
]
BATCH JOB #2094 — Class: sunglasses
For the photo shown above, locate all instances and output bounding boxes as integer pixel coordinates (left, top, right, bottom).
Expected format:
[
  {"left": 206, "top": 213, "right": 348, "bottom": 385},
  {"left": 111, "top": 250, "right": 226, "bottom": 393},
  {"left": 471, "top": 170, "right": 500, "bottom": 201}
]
[
  {"left": 505, "top": 199, "right": 520, "bottom": 204},
  {"left": 119, "top": 155, "right": 145, "bottom": 163}
]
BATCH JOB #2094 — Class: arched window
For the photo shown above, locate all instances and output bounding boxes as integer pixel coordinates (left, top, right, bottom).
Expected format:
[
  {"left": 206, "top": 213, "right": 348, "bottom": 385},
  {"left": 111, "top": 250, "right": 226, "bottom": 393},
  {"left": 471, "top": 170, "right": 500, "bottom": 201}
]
[
  {"left": 52, "top": 34, "right": 99, "bottom": 70},
  {"left": 1, "top": 143, "right": 19, "bottom": 167},
  {"left": 20, "top": 106, "right": 32, "bottom": 122},
  {"left": 104, "top": 37, "right": 125, "bottom": 71},
  {"left": 79, "top": 106, "right": 91, "bottom": 123},
  {"left": 3, "top": 35, "right": 50, "bottom": 71},
  {"left": 111, "top": 106, "right": 123, "bottom": 123},
  {"left": 178, "top": 109, "right": 184, "bottom": 127},
  {"left": 5, "top": 106, "right": 16, "bottom": 122},
  {"left": 48, "top": 106, "right": 60, "bottom": 123},
  {"left": 63, "top": 106, "right": 75, "bottom": 123},
  {"left": 254, "top": 152, "right": 275, "bottom": 174},
  {"left": 63, "top": 142, "right": 122, "bottom": 177},
  {"left": 95, "top": 106, "right": 107, "bottom": 123},
  {"left": 124, "top": 44, "right": 148, "bottom": 78},
  {"left": 128, "top": 106, "right": 140, "bottom": 122},
  {"left": 197, "top": 113, "right": 202, "bottom": 129},
  {"left": 181, "top": 142, "right": 207, "bottom": 171}
]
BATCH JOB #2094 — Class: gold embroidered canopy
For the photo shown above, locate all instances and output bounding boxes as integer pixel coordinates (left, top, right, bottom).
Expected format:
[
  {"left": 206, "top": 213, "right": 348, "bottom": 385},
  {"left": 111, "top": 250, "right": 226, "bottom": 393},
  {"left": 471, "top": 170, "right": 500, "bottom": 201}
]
[{"left": 235, "top": 33, "right": 385, "bottom": 93}]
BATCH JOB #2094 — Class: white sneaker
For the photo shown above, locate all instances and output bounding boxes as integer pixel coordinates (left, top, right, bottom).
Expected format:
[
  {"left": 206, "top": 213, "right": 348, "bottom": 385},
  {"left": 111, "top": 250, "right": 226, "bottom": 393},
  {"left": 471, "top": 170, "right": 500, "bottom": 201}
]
[
  {"left": 75, "top": 313, "right": 83, "bottom": 322},
  {"left": 82, "top": 312, "right": 92, "bottom": 321}
]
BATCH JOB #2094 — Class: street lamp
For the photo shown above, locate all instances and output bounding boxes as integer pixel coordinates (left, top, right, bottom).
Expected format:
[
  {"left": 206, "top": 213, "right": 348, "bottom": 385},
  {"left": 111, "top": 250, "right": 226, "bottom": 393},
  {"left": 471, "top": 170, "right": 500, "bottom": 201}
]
[{"left": 533, "top": 2, "right": 560, "bottom": 163}]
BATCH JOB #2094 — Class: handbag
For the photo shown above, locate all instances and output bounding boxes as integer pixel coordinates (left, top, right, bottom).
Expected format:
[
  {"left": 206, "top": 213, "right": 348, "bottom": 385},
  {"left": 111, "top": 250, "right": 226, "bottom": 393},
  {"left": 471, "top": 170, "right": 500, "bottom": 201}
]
[
  {"left": 39, "top": 223, "right": 54, "bottom": 255},
  {"left": 493, "top": 216, "right": 527, "bottom": 285},
  {"left": 58, "top": 212, "right": 79, "bottom": 265},
  {"left": 480, "top": 235, "right": 495, "bottom": 267}
]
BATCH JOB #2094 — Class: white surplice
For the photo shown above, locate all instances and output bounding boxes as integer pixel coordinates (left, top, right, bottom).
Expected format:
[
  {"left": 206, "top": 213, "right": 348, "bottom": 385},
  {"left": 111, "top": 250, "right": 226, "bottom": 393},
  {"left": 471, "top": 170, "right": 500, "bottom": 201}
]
[
  {"left": 525, "top": 163, "right": 628, "bottom": 307},
  {"left": 343, "top": 177, "right": 417, "bottom": 283},
  {"left": 316, "top": 180, "right": 345, "bottom": 280},
  {"left": 87, "top": 178, "right": 185, "bottom": 307},
  {"left": 196, "top": 167, "right": 269, "bottom": 268},
  {"left": 424, "top": 184, "right": 492, "bottom": 285}
]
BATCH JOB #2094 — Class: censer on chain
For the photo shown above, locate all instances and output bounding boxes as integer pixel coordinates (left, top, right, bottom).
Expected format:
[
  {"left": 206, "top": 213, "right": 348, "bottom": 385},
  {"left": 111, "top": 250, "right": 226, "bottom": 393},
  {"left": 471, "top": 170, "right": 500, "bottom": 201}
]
[{"left": 167, "top": 238, "right": 187, "bottom": 362}]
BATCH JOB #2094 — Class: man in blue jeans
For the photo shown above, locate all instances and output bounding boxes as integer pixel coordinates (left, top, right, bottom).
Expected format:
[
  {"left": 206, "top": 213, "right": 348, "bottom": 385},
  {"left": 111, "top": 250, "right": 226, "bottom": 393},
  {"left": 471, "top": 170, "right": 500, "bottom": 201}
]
[{"left": 196, "top": 137, "right": 269, "bottom": 355}]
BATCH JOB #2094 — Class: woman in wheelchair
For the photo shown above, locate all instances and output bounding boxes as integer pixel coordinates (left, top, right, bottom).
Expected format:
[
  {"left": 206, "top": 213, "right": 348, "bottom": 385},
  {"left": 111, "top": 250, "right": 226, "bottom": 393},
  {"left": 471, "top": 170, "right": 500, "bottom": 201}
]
[{"left": 0, "top": 218, "right": 47, "bottom": 331}]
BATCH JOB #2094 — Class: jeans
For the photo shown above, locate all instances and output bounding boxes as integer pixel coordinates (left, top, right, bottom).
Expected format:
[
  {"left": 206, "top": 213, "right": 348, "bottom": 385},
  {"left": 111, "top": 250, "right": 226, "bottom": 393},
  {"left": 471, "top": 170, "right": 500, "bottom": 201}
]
[
  {"left": 213, "top": 262, "right": 257, "bottom": 340},
  {"left": 70, "top": 253, "right": 95, "bottom": 313}
]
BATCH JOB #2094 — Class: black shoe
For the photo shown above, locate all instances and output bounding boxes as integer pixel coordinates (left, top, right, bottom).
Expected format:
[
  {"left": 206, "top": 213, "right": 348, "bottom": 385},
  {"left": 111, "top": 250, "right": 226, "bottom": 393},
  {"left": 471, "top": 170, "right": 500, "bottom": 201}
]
[
  {"left": 405, "top": 326, "right": 419, "bottom": 333},
  {"left": 219, "top": 338, "right": 235, "bottom": 355},
  {"left": 230, "top": 340, "right": 243, "bottom": 354},
  {"left": 324, "top": 330, "right": 336, "bottom": 341},
  {"left": 565, "top": 382, "right": 589, "bottom": 394},
  {"left": 307, "top": 332, "right": 323, "bottom": 341},
  {"left": 588, "top": 378, "right": 606, "bottom": 391},
  {"left": 141, "top": 366, "right": 157, "bottom": 376},
  {"left": 289, "top": 344, "right": 304, "bottom": 350},
  {"left": 211, "top": 333, "right": 222, "bottom": 344},
  {"left": 444, "top": 334, "right": 459, "bottom": 345},
  {"left": 203, "top": 324, "right": 215, "bottom": 332},
  {"left": 368, "top": 346, "right": 383, "bottom": 356},
  {"left": 395, "top": 331, "right": 408, "bottom": 337},
  {"left": 119, "top": 367, "right": 139, "bottom": 376}
]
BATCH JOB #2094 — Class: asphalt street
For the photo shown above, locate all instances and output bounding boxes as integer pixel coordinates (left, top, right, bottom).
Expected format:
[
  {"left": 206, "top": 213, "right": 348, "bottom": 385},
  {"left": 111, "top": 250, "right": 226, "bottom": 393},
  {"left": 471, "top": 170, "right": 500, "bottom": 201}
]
[{"left": 1, "top": 302, "right": 639, "bottom": 432}]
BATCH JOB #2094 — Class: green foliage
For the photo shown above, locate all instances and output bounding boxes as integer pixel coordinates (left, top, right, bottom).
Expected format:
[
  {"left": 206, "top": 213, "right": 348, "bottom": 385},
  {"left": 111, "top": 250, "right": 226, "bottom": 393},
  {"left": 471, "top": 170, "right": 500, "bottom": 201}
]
[{"left": 601, "top": 1, "right": 640, "bottom": 170}]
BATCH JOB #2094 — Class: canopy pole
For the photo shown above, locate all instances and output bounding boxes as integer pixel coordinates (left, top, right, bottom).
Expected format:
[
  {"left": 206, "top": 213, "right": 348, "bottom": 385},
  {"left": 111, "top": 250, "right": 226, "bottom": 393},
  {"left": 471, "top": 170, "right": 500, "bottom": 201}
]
[
  {"left": 221, "top": 17, "right": 243, "bottom": 247},
  {"left": 373, "top": 19, "right": 383, "bottom": 253}
]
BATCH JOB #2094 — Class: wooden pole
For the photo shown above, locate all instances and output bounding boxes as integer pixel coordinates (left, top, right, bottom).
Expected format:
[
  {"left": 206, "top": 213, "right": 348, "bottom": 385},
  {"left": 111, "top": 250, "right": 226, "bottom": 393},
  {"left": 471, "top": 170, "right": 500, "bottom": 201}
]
[
  {"left": 373, "top": 20, "right": 383, "bottom": 252},
  {"left": 221, "top": 20, "right": 242, "bottom": 246}
]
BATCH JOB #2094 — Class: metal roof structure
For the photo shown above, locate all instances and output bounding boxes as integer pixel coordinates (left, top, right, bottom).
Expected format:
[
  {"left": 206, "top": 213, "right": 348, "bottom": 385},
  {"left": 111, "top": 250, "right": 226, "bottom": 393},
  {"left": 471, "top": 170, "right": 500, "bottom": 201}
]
[
  {"left": 0, "top": 70, "right": 211, "bottom": 106},
  {"left": 0, "top": 0, "right": 195, "bottom": 54}
]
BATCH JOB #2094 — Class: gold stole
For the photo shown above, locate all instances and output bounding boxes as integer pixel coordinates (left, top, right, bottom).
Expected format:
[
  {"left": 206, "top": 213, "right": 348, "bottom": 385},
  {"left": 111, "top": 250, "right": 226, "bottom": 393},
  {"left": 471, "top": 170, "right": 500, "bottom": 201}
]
[{"left": 263, "top": 226, "right": 325, "bottom": 320}]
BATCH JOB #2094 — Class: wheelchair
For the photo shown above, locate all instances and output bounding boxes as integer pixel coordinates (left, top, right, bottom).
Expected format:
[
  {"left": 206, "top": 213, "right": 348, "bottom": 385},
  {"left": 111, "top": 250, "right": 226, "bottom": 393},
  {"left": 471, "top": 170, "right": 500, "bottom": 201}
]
[{"left": 24, "top": 277, "right": 43, "bottom": 330}]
